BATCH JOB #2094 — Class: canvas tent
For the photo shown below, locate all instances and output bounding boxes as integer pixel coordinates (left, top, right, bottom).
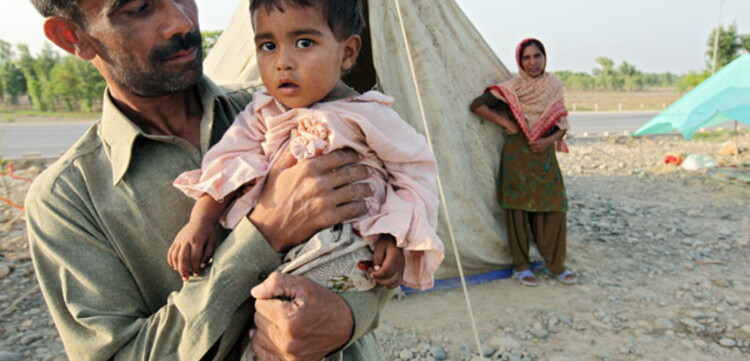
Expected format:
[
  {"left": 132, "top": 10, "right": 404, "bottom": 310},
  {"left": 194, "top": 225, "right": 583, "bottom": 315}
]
[
  {"left": 204, "top": 0, "right": 522, "bottom": 280},
  {"left": 635, "top": 54, "right": 750, "bottom": 140}
]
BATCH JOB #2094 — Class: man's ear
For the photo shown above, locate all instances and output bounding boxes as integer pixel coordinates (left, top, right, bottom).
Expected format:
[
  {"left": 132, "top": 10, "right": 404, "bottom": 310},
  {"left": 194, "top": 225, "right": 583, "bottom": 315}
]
[
  {"left": 43, "top": 17, "right": 96, "bottom": 60},
  {"left": 341, "top": 34, "right": 361, "bottom": 71}
]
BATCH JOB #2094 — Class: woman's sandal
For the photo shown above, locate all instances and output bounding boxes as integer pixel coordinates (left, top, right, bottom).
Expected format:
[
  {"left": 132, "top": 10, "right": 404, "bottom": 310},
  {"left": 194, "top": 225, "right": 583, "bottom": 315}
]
[
  {"left": 543, "top": 268, "right": 577, "bottom": 285},
  {"left": 515, "top": 269, "right": 538, "bottom": 287}
]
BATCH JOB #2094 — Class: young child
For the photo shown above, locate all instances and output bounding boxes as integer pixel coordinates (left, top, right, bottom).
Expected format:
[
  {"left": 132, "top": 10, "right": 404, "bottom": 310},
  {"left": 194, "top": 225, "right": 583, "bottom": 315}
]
[{"left": 168, "top": 0, "right": 444, "bottom": 294}]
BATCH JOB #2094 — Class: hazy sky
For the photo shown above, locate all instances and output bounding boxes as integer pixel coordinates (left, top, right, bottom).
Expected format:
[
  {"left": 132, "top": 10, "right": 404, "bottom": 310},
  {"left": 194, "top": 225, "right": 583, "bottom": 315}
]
[{"left": 2, "top": 0, "right": 749, "bottom": 74}]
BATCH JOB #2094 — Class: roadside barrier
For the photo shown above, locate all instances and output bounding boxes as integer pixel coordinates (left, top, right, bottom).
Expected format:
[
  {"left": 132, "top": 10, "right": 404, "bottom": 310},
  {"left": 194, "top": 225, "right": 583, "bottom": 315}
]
[{"left": 0, "top": 162, "right": 34, "bottom": 211}]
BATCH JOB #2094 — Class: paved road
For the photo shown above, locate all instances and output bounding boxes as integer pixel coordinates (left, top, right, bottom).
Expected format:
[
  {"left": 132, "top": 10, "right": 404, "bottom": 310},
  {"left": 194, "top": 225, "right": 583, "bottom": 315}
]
[
  {"left": 567, "top": 111, "right": 658, "bottom": 136},
  {"left": 0, "top": 122, "right": 94, "bottom": 159},
  {"left": 0, "top": 111, "right": 744, "bottom": 159}
]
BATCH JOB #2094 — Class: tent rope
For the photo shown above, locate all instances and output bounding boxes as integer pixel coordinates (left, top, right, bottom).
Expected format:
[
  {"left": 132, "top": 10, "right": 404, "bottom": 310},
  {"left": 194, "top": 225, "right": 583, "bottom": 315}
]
[{"left": 393, "top": 0, "right": 485, "bottom": 358}]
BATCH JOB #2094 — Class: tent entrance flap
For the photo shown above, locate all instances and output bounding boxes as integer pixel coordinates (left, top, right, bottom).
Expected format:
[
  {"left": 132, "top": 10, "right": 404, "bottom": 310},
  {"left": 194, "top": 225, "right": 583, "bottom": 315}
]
[{"left": 342, "top": 0, "right": 378, "bottom": 93}]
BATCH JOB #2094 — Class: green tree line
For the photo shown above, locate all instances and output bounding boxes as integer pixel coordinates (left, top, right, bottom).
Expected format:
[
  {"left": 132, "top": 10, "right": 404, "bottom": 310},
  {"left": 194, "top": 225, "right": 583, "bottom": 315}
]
[
  {"left": 554, "top": 24, "right": 750, "bottom": 93},
  {"left": 0, "top": 40, "right": 105, "bottom": 112},
  {"left": 552, "top": 58, "right": 680, "bottom": 92},
  {"left": 0, "top": 30, "right": 223, "bottom": 113}
]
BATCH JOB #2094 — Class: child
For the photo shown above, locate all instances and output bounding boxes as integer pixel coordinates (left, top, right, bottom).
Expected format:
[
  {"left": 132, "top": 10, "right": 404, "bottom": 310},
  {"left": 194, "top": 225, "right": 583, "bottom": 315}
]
[{"left": 168, "top": 0, "right": 444, "bottom": 294}]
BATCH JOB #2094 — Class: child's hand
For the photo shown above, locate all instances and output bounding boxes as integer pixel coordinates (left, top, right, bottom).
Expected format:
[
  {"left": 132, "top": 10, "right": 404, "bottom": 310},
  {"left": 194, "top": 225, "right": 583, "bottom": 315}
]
[
  {"left": 168, "top": 219, "right": 217, "bottom": 281},
  {"left": 370, "top": 235, "right": 405, "bottom": 289}
]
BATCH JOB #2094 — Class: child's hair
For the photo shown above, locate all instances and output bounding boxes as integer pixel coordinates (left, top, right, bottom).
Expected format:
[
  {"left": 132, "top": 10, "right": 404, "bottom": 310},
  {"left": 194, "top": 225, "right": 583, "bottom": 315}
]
[{"left": 250, "top": 0, "right": 364, "bottom": 41}]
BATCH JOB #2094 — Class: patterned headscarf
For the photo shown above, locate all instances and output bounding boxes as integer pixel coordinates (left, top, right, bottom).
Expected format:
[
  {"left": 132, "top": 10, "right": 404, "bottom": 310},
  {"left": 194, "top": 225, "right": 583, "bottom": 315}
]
[{"left": 486, "top": 38, "right": 569, "bottom": 152}]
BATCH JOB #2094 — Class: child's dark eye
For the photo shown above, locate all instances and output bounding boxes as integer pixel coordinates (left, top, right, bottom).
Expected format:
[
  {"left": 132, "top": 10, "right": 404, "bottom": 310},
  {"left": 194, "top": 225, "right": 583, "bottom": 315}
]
[
  {"left": 259, "top": 42, "right": 276, "bottom": 51},
  {"left": 296, "top": 39, "right": 314, "bottom": 49}
]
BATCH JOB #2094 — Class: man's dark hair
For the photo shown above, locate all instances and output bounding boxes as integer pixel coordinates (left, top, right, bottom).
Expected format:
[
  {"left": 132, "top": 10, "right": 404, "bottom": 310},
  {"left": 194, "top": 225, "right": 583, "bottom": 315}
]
[
  {"left": 30, "top": 0, "right": 87, "bottom": 27},
  {"left": 250, "top": 0, "right": 364, "bottom": 41}
]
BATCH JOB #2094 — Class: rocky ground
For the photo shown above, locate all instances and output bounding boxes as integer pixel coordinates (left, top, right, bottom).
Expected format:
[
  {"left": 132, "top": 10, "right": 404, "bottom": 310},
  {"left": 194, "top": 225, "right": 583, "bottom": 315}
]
[
  {"left": 376, "top": 133, "right": 750, "bottom": 361},
  {"left": 0, "top": 133, "right": 749, "bottom": 361}
]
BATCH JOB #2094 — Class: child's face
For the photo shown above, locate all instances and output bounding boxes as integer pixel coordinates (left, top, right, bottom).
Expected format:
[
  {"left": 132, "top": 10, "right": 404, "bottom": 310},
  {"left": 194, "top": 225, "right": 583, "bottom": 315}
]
[{"left": 252, "top": 4, "right": 360, "bottom": 108}]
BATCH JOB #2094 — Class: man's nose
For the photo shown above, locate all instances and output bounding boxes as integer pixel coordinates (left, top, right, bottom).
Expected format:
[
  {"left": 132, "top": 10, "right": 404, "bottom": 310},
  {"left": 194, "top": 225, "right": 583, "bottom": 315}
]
[{"left": 160, "top": 0, "right": 196, "bottom": 41}]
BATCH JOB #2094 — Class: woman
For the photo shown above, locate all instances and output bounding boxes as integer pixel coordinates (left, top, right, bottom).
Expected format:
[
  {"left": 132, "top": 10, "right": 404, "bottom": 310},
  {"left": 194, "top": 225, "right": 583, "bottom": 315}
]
[{"left": 470, "top": 38, "right": 576, "bottom": 287}]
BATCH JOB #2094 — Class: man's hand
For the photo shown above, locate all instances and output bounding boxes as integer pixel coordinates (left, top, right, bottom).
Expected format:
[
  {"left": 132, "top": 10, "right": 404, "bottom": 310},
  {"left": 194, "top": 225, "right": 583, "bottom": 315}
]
[
  {"left": 250, "top": 272, "right": 353, "bottom": 361},
  {"left": 370, "top": 235, "right": 405, "bottom": 289},
  {"left": 249, "top": 148, "right": 374, "bottom": 252}
]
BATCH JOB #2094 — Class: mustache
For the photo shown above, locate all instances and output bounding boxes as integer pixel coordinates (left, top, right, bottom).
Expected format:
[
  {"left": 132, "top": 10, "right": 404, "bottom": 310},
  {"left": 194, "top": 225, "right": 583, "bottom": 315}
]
[{"left": 149, "top": 29, "right": 203, "bottom": 62}]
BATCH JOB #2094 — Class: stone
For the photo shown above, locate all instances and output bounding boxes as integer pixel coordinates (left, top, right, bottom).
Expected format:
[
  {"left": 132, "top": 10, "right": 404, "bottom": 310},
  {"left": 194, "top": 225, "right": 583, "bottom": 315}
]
[
  {"left": 480, "top": 345, "right": 497, "bottom": 357},
  {"left": 718, "top": 338, "right": 736, "bottom": 347},
  {"left": 529, "top": 328, "right": 549, "bottom": 339},
  {"left": 740, "top": 325, "right": 750, "bottom": 335},
  {"left": 429, "top": 345, "right": 446, "bottom": 360},
  {"left": 678, "top": 318, "right": 705, "bottom": 331},
  {"left": 693, "top": 339, "right": 707, "bottom": 348},
  {"left": 654, "top": 318, "right": 674, "bottom": 330},
  {"left": 398, "top": 349, "right": 414, "bottom": 359},
  {"left": 680, "top": 339, "right": 694, "bottom": 349},
  {"left": 487, "top": 336, "right": 520, "bottom": 351},
  {"left": 0, "top": 264, "right": 10, "bottom": 279},
  {"left": 19, "top": 333, "right": 42, "bottom": 346},
  {"left": 0, "top": 353, "right": 22, "bottom": 361}
]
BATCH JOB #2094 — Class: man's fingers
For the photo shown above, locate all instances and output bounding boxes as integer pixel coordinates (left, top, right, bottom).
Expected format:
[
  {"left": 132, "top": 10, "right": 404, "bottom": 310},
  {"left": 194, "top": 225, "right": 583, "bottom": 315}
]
[
  {"left": 251, "top": 271, "right": 301, "bottom": 299},
  {"left": 327, "top": 182, "right": 372, "bottom": 206},
  {"left": 326, "top": 164, "right": 370, "bottom": 190},
  {"left": 251, "top": 323, "right": 284, "bottom": 361},
  {"left": 268, "top": 147, "right": 297, "bottom": 179},
  {"left": 329, "top": 200, "right": 369, "bottom": 225},
  {"left": 309, "top": 148, "right": 360, "bottom": 174}
]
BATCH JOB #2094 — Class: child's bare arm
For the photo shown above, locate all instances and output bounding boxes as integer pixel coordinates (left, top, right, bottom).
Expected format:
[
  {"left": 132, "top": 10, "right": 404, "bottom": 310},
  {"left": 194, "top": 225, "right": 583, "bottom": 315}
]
[
  {"left": 473, "top": 104, "right": 520, "bottom": 134},
  {"left": 168, "top": 193, "right": 234, "bottom": 280},
  {"left": 370, "top": 234, "right": 405, "bottom": 289}
]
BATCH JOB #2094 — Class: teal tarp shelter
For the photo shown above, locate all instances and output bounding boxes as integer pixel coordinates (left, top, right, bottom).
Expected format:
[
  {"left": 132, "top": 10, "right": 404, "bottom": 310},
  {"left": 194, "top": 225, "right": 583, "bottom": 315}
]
[{"left": 635, "top": 54, "right": 750, "bottom": 140}]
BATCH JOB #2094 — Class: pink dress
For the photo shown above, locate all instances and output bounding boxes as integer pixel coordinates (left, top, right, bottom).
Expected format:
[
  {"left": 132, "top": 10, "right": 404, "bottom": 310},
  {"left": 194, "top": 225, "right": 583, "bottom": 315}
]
[{"left": 174, "top": 90, "right": 444, "bottom": 290}]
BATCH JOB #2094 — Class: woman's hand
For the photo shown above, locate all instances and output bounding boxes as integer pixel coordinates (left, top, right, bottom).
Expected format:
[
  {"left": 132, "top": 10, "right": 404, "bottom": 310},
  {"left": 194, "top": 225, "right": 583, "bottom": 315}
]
[
  {"left": 528, "top": 136, "right": 554, "bottom": 153},
  {"left": 503, "top": 123, "right": 520, "bottom": 135}
]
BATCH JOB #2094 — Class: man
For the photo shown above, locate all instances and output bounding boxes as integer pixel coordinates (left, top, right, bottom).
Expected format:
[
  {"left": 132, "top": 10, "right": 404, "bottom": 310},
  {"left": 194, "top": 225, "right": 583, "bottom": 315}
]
[{"left": 25, "top": 0, "right": 399, "bottom": 360}]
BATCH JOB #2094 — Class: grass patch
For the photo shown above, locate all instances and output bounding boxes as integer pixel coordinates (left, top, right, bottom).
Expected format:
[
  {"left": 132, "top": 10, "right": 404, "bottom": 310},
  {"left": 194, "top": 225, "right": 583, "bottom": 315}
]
[
  {"left": 565, "top": 88, "right": 681, "bottom": 112},
  {"left": 692, "top": 128, "right": 749, "bottom": 143},
  {"left": 0, "top": 110, "right": 98, "bottom": 123}
]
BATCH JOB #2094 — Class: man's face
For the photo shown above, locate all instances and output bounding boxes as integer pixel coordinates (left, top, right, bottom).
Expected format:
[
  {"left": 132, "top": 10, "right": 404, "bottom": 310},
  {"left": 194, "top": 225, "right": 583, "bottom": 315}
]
[{"left": 78, "top": 0, "right": 203, "bottom": 97}]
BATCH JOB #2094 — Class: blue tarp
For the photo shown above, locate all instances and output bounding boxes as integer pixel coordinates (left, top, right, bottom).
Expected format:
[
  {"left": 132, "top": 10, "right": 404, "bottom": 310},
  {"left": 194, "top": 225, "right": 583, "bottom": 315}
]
[{"left": 635, "top": 55, "right": 750, "bottom": 140}]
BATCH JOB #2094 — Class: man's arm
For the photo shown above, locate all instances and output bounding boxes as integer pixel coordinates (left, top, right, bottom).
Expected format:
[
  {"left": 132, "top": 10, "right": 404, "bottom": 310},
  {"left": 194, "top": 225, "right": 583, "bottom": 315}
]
[{"left": 26, "top": 172, "right": 283, "bottom": 361}]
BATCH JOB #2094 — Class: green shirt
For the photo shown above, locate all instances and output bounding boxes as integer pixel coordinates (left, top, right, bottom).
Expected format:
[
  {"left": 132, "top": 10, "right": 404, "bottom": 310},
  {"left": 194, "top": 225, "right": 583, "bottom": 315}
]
[{"left": 25, "top": 76, "right": 391, "bottom": 361}]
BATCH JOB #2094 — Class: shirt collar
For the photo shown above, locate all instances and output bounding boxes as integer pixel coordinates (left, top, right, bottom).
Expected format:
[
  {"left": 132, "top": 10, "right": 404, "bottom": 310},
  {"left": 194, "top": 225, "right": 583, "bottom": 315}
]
[{"left": 99, "top": 75, "right": 226, "bottom": 186}]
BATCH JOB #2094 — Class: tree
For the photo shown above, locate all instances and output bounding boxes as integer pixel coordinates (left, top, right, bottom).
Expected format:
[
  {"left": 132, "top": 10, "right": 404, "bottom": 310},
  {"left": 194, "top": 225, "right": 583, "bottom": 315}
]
[
  {"left": 618, "top": 61, "right": 643, "bottom": 91},
  {"left": 592, "top": 57, "right": 621, "bottom": 90},
  {"left": 706, "top": 23, "right": 742, "bottom": 72},
  {"left": 201, "top": 30, "right": 223, "bottom": 58},
  {"left": 676, "top": 70, "right": 710, "bottom": 93}
]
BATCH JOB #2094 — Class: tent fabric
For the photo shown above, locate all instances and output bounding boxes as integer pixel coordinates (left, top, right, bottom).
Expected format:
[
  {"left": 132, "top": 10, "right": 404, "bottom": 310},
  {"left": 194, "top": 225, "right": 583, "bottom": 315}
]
[
  {"left": 204, "top": 0, "right": 523, "bottom": 279},
  {"left": 635, "top": 54, "right": 750, "bottom": 140}
]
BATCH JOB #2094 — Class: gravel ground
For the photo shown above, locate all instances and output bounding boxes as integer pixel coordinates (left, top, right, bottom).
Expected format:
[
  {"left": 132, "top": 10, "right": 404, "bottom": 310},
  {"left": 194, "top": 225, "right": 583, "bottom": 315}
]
[{"left": 0, "top": 133, "right": 748, "bottom": 361}]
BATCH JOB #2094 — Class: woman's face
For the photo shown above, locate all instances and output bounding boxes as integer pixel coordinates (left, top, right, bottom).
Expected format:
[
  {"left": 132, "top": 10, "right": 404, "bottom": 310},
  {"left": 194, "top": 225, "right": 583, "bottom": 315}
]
[{"left": 521, "top": 44, "right": 545, "bottom": 78}]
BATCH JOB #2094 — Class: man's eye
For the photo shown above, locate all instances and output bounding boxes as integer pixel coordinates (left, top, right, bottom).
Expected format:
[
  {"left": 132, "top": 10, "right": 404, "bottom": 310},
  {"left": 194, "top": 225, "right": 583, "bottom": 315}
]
[
  {"left": 260, "top": 42, "right": 276, "bottom": 51},
  {"left": 296, "top": 39, "right": 314, "bottom": 48},
  {"left": 128, "top": 2, "right": 151, "bottom": 16}
]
